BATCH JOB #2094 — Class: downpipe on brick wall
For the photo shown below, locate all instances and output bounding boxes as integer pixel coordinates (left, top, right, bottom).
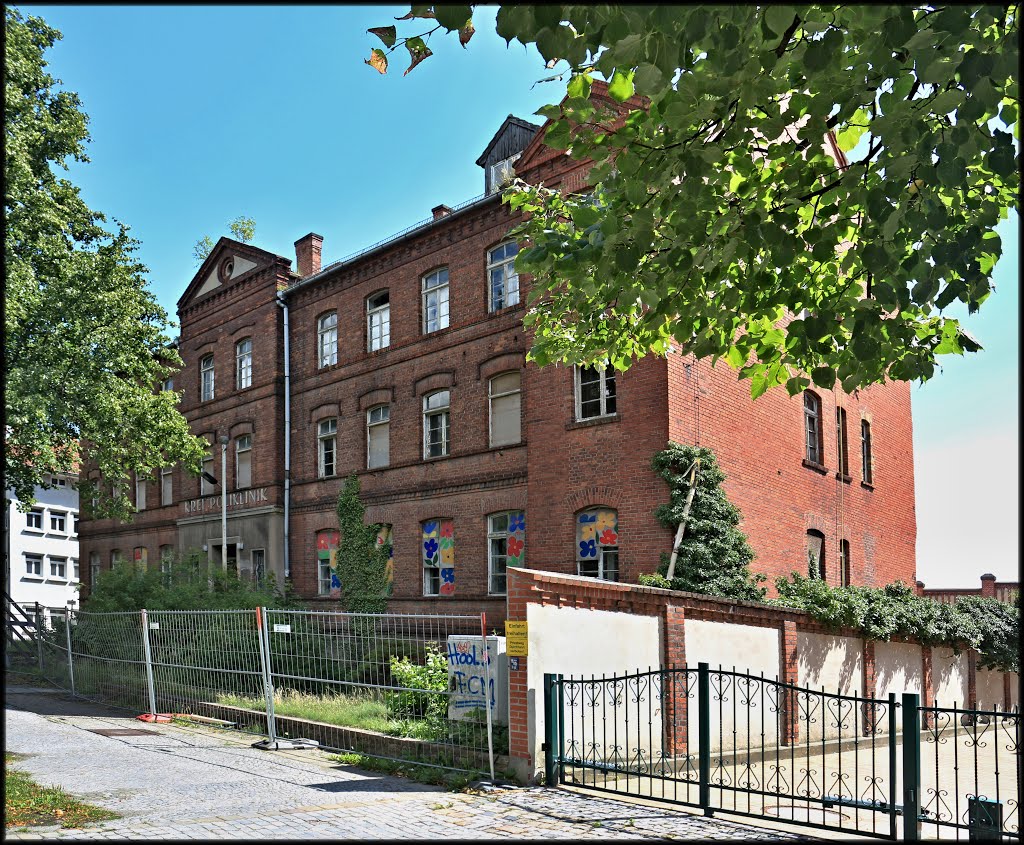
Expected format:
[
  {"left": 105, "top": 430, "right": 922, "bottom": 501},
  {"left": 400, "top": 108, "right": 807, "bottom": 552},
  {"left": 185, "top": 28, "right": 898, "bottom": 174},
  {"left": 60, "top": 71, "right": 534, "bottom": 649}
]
[{"left": 276, "top": 292, "right": 291, "bottom": 580}]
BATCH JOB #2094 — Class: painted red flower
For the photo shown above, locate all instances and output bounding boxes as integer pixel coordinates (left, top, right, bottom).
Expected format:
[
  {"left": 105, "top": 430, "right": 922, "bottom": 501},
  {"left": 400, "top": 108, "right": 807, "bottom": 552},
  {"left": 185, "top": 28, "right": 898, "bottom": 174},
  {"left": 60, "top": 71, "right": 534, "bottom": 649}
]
[
  {"left": 440, "top": 521, "right": 454, "bottom": 538},
  {"left": 507, "top": 536, "right": 524, "bottom": 558},
  {"left": 599, "top": 529, "right": 618, "bottom": 545},
  {"left": 440, "top": 582, "right": 456, "bottom": 596}
]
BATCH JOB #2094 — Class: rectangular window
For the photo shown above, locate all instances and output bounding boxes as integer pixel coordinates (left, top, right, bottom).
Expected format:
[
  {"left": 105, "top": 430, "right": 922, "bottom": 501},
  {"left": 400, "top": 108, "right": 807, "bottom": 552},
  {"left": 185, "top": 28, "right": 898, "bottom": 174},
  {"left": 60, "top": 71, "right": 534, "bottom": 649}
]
[
  {"left": 423, "top": 391, "right": 450, "bottom": 458},
  {"left": 861, "top": 420, "right": 873, "bottom": 485},
  {"left": 318, "top": 312, "right": 338, "bottom": 368},
  {"left": 488, "top": 510, "right": 526, "bottom": 595},
  {"left": 236, "top": 435, "right": 252, "bottom": 489},
  {"left": 367, "top": 405, "right": 390, "bottom": 469},
  {"left": 236, "top": 338, "right": 253, "bottom": 389},
  {"left": 575, "top": 364, "right": 617, "bottom": 420},
  {"left": 836, "top": 407, "right": 849, "bottom": 477},
  {"left": 488, "top": 242, "right": 520, "bottom": 311},
  {"left": 133, "top": 547, "right": 148, "bottom": 572},
  {"left": 576, "top": 508, "right": 619, "bottom": 581},
  {"left": 200, "top": 354, "right": 215, "bottom": 401},
  {"left": 162, "top": 377, "right": 174, "bottom": 392},
  {"left": 49, "top": 557, "right": 67, "bottom": 579},
  {"left": 422, "top": 519, "right": 455, "bottom": 596},
  {"left": 804, "top": 392, "right": 823, "bottom": 465},
  {"left": 251, "top": 549, "right": 266, "bottom": 584},
  {"left": 89, "top": 551, "right": 101, "bottom": 586},
  {"left": 316, "top": 530, "right": 339, "bottom": 596},
  {"left": 489, "top": 371, "right": 521, "bottom": 447},
  {"left": 161, "top": 465, "right": 173, "bottom": 506},
  {"left": 135, "top": 476, "right": 147, "bottom": 511},
  {"left": 50, "top": 511, "right": 66, "bottom": 532},
  {"left": 111, "top": 549, "right": 124, "bottom": 568},
  {"left": 489, "top": 152, "right": 521, "bottom": 193},
  {"left": 25, "top": 554, "right": 43, "bottom": 577},
  {"left": 807, "top": 530, "right": 826, "bottom": 580},
  {"left": 840, "top": 540, "right": 851, "bottom": 587},
  {"left": 422, "top": 268, "right": 450, "bottom": 334},
  {"left": 318, "top": 418, "right": 337, "bottom": 478},
  {"left": 367, "top": 292, "right": 390, "bottom": 351},
  {"left": 201, "top": 446, "right": 215, "bottom": 495},
  {"left": 26, "top": 509, "right": 43, "bottom": 530},
  {"left": 72, "top": 559, "right": 80, "bottom": 581},
  {"left": 73, "top": 515, "right": 80, "bottom": 535}
]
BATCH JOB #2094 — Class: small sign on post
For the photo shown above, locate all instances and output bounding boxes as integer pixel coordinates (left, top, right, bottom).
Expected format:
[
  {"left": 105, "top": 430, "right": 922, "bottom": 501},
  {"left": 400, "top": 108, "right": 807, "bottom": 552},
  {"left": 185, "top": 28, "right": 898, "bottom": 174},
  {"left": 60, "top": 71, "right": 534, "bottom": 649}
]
[{"left": 505, "top": 620, "right": 528, "bottom": 656}]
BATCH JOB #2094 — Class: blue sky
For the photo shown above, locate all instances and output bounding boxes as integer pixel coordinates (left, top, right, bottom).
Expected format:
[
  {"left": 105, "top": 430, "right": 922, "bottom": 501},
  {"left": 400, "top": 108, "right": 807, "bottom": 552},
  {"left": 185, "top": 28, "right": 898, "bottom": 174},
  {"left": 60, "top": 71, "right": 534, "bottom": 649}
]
[{"left": 21, "top": 5, "right": 1019, "bottom": 586}]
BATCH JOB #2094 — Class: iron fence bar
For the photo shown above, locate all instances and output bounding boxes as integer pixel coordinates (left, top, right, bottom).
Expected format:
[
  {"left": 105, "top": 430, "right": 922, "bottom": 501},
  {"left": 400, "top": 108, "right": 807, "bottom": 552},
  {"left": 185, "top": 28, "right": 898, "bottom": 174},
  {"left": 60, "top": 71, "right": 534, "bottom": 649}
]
[
  {"left": 698, "top": 662, "right": 711, "bottom": 815},
  {"left": 902, "top": 692, "right": 921, "bottom": 841},
  {"left": 480, "top": 613, "right": 495, "bottom": 784},
  {"left": 888, "top": 693, "right": 897, "bottom": 839},
  {"left": 140, "top": 609, "right": 157, "bottom": 715},
  {"left": 35, "top": 605, "right": 44, "bottom": 670},
  {"left": 544, "top": 672, "right": 558, "bottom": 785},
  {"left": 63, "top": 608, "right": 75, "bottom": 697}
]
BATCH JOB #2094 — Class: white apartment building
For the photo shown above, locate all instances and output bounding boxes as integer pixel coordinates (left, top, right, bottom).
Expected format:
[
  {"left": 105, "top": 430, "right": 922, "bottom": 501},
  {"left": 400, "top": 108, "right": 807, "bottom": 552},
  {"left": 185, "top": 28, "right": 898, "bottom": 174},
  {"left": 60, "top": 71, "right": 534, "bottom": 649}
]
[{"left": 5, "top": 474, "right": 81, "bottom": 617}]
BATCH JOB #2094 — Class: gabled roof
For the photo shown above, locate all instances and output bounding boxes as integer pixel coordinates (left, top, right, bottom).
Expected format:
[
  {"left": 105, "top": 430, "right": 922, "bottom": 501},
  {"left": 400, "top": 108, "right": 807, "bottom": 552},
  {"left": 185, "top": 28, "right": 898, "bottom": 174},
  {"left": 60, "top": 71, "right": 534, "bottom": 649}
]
[
  {"left": 475, "top": 114, "right": 542, "bottom": 167},
  {"left": 177, "top": 237, "right": 291, "bottom": 311}
]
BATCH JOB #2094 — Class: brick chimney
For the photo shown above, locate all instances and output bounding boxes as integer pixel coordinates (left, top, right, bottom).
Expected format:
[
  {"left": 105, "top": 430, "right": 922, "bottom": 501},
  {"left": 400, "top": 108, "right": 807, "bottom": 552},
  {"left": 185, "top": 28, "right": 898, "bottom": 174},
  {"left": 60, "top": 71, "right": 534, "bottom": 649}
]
[
  {"left": 980, "top": 573, "right": 997, "bottom": 597},
  {"left": 915, "top": 580, "right": 925, "bottom": 596},
  {"left": 294, "top": 233, "right": 323, "bottom": 277},
  {"left": 432, "top": 204, "right": 452, "bottom": 221}
]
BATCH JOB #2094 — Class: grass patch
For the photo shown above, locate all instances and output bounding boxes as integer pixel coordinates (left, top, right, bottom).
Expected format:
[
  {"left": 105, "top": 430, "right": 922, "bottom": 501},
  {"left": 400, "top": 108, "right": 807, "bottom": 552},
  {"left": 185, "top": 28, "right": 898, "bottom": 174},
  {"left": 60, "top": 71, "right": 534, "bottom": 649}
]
[
  {"left": 329, "top": 752, "right": 483, "bottom": 791},
  {"left": 217, "top": 689, "right": 395, "bottom": 734},
  {"left": 5, "top": 754, "right": 119, "bottom": 830}
]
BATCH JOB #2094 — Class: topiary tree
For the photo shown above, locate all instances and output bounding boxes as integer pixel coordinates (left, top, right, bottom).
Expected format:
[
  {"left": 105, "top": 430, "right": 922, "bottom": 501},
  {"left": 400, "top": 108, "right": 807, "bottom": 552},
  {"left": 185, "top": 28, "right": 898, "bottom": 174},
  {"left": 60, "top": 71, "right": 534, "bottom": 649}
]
[
  {"left": 647, "top": 443, "right": 767, "bottom": 602},
  {"left": 335, "top": 475, "right": 390, "bottom": 614}
]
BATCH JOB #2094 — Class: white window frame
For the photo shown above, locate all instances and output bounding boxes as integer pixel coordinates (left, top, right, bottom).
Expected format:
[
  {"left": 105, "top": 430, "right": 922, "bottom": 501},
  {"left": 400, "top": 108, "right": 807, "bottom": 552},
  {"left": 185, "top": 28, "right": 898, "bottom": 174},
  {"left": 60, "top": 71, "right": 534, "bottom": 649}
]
[
  {"left": 423, "top": 390, "right": 450, "bottom": 459},
  {"left": 487, "top": 242, "right": 520, "bottom": 311},
  {"left": 161, "top": 465, "right": 173, "bottom": 506},
  {"left": 72, "top": 559, "right": 80, "bottom": 581},
  {"left": 367, "top": 291, "right": 390, "bottom": 352},
  {"left": 201, "top": 446, "right": 215, "bottom": 495},
  {"left": 317, "top": 535, "right": 333, "bottom": 595},
  {"left": 318, "top": 418, "right": 337, "bottom": 478},
  {"left": 422, "top": 268, "right": 450, "bottom": 334},
  {"left": 488, "top": 371, "right": 522, "bottom": 447},
  {"left": 575, "top": 364, "right": 617, "bottom": 421},
  {"left": 577, "top": 547, "right": 619, "bottom": 581},
  {"left": 50, "top": 511, "right": 67, "bottom": 533},
  {"left": 488, "top": 152, "right": 521, "bottom": 193},
  {"left": 367, "top": 405, "right": 390, "bottom": 469},
  {"left": 200, "top": 354, "right": 215, "bottom": 401},
  {"left": 487, "top": 512, "right": 513, "bottom": 595},
  {"left": 26, "top": 509, "right": 43, "bottom": 530},
  {"left": 318, "top": 312, "right": 338, "bottom": 368},
  {"left": 804, "top": 392, "right": 823, "bottom": 465},
  {"left": 162, "top": 377, "right": 174, "bottom": 392},
  {"left": 236, "top": 337, "right": 253, "bottom": 389},
  {"left": 861, "top": 419, "right": 873, "bottom": 485},
  {"left": 49, "top": 556, "right": 67, "bottom": 580},
  {"left": 251, "top": 548, "right": 266, "bottom": 584},
  {"left": 135, "top": 476, "right": 147, "bottom": 511},
  {"left": 25, "top": 554, "right": 43, "bottom": 577},
  {"left": 236, "top": 434, "right": 252, "bottom": 489}
]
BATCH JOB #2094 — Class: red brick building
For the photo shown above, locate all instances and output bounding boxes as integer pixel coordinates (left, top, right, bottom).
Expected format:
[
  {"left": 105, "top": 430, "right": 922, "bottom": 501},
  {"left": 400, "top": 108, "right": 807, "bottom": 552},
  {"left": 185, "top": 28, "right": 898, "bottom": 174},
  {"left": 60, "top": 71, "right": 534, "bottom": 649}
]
[{"left": 78, "top": 99, "right": 917, "bottom": 618}]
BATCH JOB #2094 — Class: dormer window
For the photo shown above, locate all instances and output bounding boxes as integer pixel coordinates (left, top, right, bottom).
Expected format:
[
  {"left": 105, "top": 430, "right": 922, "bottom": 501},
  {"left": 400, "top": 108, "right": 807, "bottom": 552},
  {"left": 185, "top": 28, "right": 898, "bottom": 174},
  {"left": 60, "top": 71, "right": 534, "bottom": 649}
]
[{"left": 488, "top": 153, "right": 521, "bottom": 194}]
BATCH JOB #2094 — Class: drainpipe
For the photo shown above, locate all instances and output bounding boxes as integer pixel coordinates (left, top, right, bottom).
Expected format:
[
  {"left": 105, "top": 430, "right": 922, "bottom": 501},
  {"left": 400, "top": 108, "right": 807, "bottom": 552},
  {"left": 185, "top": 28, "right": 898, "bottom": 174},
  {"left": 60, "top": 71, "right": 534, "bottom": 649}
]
[{"left": 275, "top": 291, "right": 291, "bottom": 581}]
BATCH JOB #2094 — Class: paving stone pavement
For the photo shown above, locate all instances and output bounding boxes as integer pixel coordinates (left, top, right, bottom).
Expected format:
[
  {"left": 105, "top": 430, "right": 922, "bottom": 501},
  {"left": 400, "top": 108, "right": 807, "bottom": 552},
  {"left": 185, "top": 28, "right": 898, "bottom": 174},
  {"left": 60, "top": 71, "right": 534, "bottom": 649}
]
[{"left": 5, "top": 685, "right": 818, "bottom": 840}]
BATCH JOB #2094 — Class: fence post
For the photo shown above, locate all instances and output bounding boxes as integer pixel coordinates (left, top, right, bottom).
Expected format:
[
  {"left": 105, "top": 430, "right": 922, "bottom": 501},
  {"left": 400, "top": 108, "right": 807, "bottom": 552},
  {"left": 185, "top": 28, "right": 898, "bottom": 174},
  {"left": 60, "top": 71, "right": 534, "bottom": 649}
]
[
  {"left": 543, "top": 673, "right": 559, "bottom": 786},
  {"left": 698, "top": 662, "right": 712, "bottom": 816},
  {"left": 480, "top": 613, "right": 496, "bottom": 783},
  {"left": 887, "top": 693, "right": 898, "bottom": 840},
  {"left": 255, "top": 607, "right": 278, "bottom": 745},
  {"left": 140, "top": 609, "right": 157, "bottom": 715},
  {"left": 64, "top": 606, "right": 76, "bottom": 697},
  {"left": 901, "top": 692, "right": 921, "bottom": 841},
  {"left": 35, "top": 604, "right": 44, "bottom": 671}
]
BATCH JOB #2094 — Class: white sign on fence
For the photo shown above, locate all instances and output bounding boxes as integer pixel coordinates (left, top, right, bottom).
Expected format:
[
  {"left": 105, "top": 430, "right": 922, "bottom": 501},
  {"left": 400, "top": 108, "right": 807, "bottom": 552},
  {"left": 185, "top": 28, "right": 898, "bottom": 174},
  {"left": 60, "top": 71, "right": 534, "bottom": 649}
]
[
  {"left": 446, "top": 635, "right": 508, "bottom": 725},
  {"left": 273, "top": 624, "right": 291, "bottom": 634}
]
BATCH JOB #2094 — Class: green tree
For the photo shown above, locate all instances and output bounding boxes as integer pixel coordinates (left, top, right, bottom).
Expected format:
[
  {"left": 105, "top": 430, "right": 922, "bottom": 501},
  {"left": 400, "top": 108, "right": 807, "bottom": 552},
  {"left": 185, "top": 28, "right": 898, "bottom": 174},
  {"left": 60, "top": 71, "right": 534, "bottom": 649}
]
[
  {"left": 335, "top": 475, "right": 391, "bottom": 613},
  {"left": 4, "top": 7, "right": 205, "bottom": 516},
  {"left": 369, "top": 5, "right": 1018, "bottom": 396},
  {"left": 647, "top": 443, "right": 767, "bottom": 601},
  {"left": 193, "top": 215, "right": 256, "bottom": 265}
]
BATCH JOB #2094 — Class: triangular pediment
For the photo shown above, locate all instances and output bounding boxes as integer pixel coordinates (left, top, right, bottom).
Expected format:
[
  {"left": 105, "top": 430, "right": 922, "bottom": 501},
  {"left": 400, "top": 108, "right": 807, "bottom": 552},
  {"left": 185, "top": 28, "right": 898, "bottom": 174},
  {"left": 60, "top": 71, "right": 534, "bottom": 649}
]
[{"left": 177, "top": 238, "right": 288, "bottom": 310}]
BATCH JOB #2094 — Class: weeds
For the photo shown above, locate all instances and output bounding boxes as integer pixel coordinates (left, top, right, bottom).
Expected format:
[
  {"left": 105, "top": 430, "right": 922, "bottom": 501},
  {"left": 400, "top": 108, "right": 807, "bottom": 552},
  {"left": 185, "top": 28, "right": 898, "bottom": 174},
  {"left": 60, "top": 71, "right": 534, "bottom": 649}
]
[{"left": 5, "top": 754, "right": 119, "bottom": 830}]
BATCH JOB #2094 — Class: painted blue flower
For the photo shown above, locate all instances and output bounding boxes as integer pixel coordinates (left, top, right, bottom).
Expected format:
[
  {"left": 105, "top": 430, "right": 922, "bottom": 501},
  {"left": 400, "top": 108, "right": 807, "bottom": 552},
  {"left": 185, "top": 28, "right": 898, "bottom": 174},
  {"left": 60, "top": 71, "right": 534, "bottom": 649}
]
[
  {"left": 509, "top": 512, "right": 526, "bottom": 533},
  {"left": 423, "top": 521, "right": 438, "bottom": 535},
  {"left": 330, "top": 573, "right": 341, "bottom": 588},
  {"left": 441, "top": 567, "right": 456, "bottom": 583},
  {"left": 423, "top": 538, "right": 438, "bottom": 558},
  {"left": 578, "top": 512, "right": 596, "bottom": 524},
  {"left": 579, "top": 539, "right": 597, "bottom": 559}
]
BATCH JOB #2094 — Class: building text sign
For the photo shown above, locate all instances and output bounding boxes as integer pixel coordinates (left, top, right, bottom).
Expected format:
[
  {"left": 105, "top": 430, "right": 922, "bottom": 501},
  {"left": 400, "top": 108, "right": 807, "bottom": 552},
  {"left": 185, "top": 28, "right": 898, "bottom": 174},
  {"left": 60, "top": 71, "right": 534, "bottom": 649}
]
[{"left": 182, "top": 487, "right": 269, "bottom": 515}]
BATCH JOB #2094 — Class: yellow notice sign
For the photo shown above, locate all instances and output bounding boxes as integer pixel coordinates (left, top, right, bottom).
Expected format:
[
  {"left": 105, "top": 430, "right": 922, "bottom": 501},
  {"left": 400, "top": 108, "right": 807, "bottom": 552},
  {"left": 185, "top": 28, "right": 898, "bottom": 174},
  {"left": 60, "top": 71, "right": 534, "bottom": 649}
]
[{"left": 505, "top": 620, "right": 528, "bottom": 656}]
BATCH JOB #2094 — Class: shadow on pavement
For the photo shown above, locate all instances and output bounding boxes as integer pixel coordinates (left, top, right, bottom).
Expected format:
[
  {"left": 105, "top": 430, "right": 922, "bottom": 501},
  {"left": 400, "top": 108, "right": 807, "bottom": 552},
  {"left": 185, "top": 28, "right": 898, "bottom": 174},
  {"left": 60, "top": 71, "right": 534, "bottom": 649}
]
[{"left": 5, "top": 687, "right": 136, "bottom": 718}]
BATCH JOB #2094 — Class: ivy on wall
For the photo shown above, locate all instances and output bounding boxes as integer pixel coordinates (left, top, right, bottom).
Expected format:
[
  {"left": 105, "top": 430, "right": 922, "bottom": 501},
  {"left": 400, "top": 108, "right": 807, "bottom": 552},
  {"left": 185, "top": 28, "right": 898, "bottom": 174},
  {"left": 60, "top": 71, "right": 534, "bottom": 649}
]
[{"left": 335, "top": 475, "right": 391, "bottom": 614}]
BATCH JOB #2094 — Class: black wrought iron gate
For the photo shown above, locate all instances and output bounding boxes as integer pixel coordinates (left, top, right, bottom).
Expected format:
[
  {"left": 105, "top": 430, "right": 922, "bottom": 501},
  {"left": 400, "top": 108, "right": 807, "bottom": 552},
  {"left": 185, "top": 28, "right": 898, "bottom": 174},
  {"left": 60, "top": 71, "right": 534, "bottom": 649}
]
[{"left": 543, "top": 664, "right": 1020, "bottom": 840}]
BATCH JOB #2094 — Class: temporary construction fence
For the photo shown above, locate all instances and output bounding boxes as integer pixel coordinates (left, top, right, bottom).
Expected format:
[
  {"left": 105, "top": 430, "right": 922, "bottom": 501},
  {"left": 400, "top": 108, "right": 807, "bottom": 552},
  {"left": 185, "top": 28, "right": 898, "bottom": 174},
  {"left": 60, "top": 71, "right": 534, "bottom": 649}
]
[{"left": 33, "top": 606, "right": 502, "bottom": 776}]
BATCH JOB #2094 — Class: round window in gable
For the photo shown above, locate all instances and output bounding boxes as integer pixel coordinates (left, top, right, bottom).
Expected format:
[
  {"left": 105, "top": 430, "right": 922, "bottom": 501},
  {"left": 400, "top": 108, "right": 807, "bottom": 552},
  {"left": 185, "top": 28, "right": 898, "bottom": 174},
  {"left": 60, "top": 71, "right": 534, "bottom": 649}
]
[{"left": 218, "top": 257, "right": 235, "bottom": 284}]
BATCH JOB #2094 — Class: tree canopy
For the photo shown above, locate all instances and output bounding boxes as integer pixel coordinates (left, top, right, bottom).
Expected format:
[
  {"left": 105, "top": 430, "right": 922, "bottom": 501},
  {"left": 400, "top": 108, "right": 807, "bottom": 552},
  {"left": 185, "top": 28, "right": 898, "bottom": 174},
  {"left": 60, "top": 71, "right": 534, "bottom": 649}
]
[
  {"left": 368, "top": 5, "right": 1019, "bottom": 396},
  {"left": 193, "top": 215, "right": 256, "bottom": 265},
  {"left": 4, "top": 7, "right": 205, "bottom": 515}
]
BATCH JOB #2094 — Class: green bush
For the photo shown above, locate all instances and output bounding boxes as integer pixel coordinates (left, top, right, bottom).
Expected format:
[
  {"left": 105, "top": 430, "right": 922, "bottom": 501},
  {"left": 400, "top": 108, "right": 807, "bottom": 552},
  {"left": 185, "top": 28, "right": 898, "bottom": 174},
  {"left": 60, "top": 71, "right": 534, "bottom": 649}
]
[{"left": 385, "top": 644, "right": 449, "bottom": 723}]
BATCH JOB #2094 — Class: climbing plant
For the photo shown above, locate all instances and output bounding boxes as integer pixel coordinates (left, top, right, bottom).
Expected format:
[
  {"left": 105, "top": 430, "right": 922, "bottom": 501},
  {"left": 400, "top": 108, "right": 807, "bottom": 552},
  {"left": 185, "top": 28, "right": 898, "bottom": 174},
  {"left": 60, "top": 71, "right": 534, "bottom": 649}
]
[
  {"left": 642, "top": 443, "right": 767, "bottom": 602},
  {"left": 335, "top": 475, "right": 391, "bottom": 614}
]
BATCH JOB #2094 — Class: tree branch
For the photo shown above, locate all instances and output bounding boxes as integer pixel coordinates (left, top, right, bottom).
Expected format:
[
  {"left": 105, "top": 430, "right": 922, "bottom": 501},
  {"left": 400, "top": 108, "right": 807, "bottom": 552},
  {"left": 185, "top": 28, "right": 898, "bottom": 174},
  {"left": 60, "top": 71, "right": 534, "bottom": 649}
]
[{"left": 775, "top": 13, "right": 803, "bottom": 57}]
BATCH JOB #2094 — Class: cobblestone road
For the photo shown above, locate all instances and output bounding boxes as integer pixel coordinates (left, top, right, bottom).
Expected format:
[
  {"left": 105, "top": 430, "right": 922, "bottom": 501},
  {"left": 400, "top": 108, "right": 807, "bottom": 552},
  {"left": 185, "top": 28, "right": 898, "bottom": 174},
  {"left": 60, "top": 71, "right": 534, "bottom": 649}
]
[{"left": 6, "top": 685, "right": 817, "bottom": 840}]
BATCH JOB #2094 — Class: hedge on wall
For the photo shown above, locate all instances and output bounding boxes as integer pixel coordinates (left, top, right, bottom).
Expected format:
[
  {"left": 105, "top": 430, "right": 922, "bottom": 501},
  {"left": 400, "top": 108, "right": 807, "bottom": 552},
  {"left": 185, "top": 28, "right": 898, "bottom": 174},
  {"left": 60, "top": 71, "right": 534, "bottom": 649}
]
[{"left": 335, "top": 475, "right": 390, "bottom": 614}]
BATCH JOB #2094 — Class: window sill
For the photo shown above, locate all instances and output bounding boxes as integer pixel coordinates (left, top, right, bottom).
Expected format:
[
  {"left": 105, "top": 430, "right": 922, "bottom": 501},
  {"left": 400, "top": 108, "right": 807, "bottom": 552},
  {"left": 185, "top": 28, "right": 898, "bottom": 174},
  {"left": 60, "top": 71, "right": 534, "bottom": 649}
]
[
  {"left": 835, "top": 473, "right": 852, "bottom": 484},
  {"left": 566, "top": 413, "right": 621, "bottom": 432},
  {"left": 487, "top": 302, "right": 526, "bottom": 319},
  {"left": 801, "top": 459, "right": 829, "bottom": 475},
  {"left": 422, "top": 453, "right": 452, "bottom": 463},
  {"left": 22, "top": 575, "right": 44, "bottom": 582},
  {"left": 489, "top": 440, "right": 525, "bottom": 451},
  {"left": 23, "top": 528, "right": 44, "bottom": 536},
  {"left": 861, "top": 481, "right": 874, "bottom": 491}
]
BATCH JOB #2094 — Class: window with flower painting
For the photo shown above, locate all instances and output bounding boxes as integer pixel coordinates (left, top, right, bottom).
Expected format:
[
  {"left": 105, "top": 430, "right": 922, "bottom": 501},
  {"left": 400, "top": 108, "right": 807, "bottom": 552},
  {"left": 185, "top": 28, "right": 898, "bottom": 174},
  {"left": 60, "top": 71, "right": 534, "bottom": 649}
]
[
  {"left": 422, "top": 519, "right": 454, "bottom": 596},
  {"left": 576, "top": 508, "right": 619, "bottom": 581},
  {"left": 316, "top": 529, "right": 340, "bottom": 597},
  {"left": 487, "top": 511, "right": 525, "bottom": 595}
]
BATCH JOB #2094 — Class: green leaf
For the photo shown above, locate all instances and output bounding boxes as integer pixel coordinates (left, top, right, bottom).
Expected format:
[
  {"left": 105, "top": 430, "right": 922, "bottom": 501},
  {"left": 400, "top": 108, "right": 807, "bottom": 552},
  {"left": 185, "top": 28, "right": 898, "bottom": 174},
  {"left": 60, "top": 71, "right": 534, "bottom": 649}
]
[
  {"left": 434, "top": 5, "right": 472, "bottom": 32},
  {"left": 607, "top": 68, "right": 636, "bottom": 102},
  {"left": 367, "top": 25, "right": 397, "bottom": 48},
  {"left": 567, "top": 72, "right": 592, "bottom": 100},
  {"left": 765, "top": 6, "right": 796, "bottom": 37}
]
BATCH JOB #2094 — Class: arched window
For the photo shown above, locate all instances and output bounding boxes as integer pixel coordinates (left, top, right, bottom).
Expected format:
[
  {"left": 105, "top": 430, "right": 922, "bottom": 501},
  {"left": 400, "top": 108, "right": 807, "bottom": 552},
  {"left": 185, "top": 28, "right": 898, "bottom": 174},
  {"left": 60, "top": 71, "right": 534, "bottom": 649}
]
[
  {"left": 487, "top": 242, "right": 519, "bottom": 311},
  {"left": 806, "top": 530, "right": 826, "bottom": 581},
  {"left": 423, "top": 390, "right": 450, "bottom": 458},
  {"left": 577, "top": 508, "right": 619, "bottom": 581},
  {"left": 200, "top": 354, "right": 215, "bottom": 401},
  {"left": 488, "top": 371, "right": 521, "bottom": 447},
  {"left": 318, "top": 419, "right": 337, "bottom": 478},
  {"left": 840, "top": 539, "right": 851, "bottom": 587},
  {"left": 367, "top": 291, "right": 390, "bottom": 351},
  {"left": 367, "top": 405, "right": 390, "bottom": 468},
  {"left": 316, "top": 529, "right": 339, "bottom": 596},
  {"left": 235, "top": 435, "right": 252, "bottom": 489},
  {"left": 803, "top": 391, "right": 823, "bottom": 465},
  {"left": 835, "top": 406, "right": 849, "bottom": 476},
  {"left": 235, "top": 338, "right": 252, "bottom": 389},
  {"left": 317, "top": 312, "right": 338, "bottom": 367},
  {"left": 422, "top": 268, "right": 450, "bottom": 334},
  {"left": 487, "top": 511, "right": 525, "bottom": 595},
  {"left": 860, "top": 419, "right": 873, "bottom": 485}
]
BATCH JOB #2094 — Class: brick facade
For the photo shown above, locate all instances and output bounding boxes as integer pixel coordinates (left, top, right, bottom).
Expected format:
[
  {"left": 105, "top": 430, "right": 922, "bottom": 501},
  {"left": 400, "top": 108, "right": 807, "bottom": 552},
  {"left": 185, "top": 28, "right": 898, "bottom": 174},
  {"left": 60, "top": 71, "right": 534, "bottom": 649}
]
[{"left": 78, "top": 85, "right": 917, "bottom": 613}]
